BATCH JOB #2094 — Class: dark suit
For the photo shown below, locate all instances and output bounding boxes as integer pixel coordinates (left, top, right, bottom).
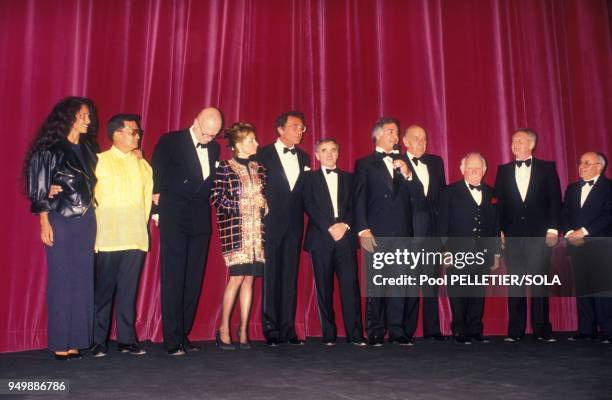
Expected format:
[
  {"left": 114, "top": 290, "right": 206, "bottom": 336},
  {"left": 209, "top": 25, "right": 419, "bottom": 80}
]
[
  {"left": 151, "top": 129, "right": 220, "bottom": 349},
  {"left": 354, "top": 152, "right": 414, "bottom": 341},
  {"left": 438, "top": 181, "right": 500, "bottom": 336},
  {"left": 563, "top": 175, "right": 612, "bottom": 337},
  {"left": 254, "top": 143, "right": 310, "bottom": 341},
  {"left": 403, "top": 154, "right": 445, "bottom": 338},
  {"left": 304, "top": 168, "right": 364, "bottom": 342},
  {"left": 495, "top": 157, "right": 562, "bottom": 337}
]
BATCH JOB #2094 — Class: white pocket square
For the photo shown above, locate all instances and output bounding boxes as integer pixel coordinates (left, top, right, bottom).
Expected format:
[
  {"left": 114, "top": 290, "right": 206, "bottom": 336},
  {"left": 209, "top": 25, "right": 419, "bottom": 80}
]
[
  {"left": 304, "top": 166, "right": 311, "bottom": 171},
  {"left": 215, "top": 161, "right": 220, "bottom": 168}
]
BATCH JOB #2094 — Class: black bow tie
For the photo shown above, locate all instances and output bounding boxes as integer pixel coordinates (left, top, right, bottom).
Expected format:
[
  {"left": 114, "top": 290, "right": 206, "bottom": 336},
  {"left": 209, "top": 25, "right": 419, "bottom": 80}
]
[
  {"left": 196, "top": 143, "right": 208, "bottom": 149},
  {"left": 469, "top": 184, "right": 482, "bottom": 191},
  {"left": 283, "top": 147, "right": 297, "bottom": 155},
  {"left": 581, "top": 179, "right": 594, "bottom": 187},
  {"left": 325, "top": 168, "right": 339, "bottom": 174},
  {"left": 377, "top": 151, "right": 393, "bottom": 159},
  {"left": 515, "top": 159, "right": 532, "bottom": 168},
  {"left": 412, "top": 156, "right": 421, "bottom": 166}
]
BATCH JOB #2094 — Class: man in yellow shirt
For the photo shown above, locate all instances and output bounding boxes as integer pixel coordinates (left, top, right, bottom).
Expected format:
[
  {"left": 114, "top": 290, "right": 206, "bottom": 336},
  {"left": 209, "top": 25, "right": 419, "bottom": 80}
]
[{"left": 90, "top": 114, "right": 153, "bottom": 357}]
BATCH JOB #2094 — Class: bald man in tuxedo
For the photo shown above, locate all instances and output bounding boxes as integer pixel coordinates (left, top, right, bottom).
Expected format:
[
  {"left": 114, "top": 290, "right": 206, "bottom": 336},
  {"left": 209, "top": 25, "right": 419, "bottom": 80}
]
[{"left": 563, "top": 152, "right": 612, "bottom": 344}]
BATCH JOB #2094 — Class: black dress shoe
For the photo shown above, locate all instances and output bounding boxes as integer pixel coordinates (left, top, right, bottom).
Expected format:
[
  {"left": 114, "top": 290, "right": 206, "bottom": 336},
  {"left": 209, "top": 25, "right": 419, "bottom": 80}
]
[
  {"left": 454, "top": 334, "right": 472, "bottom": 344},
  {"left": 68, "top": 351, "right": 83, "bottom": 359},
  {"left": 536, "top": 335, "right": 557, "bottom": 343},
  {"left": 53, "top": 353, "right": 69, "bottom": 361},
  {"left": 287, "top": 338, "right": 305, "bottom": 346},
  {"left": 602, "top": 336, "right": 611, "bottom": 344},
  {"left": 425, "top": 334, "right": 448, "bottom": 341},
  {"left": 266, "top": 337, "right": 280, "bottom": 347},
  {"left": 368, "top": 337, "right": 384, "bottom": 347},
  {"left": 184, "top": 340, "right": 201, "bottom": 351},
  {"left": 322, "top": 340, "right": 336, "bottom": 346},
  {"left": 471, "top": 334, "right": 490, "bottom": 344},
  {"left": 167, "top": 345, "right": 186, "bottom": 356},
  {"left": 91, "top": 343, "right": 108, "bottom": 358},
  {"left": 349, "top": 339, "right": 368, "bottom": 347},
  {"left": 389, "top": 337, "right": 414, "bottom": 346},
  {"left": 504, "top": 335, "right": 523, "bottom": 343},
  {"left": 568, "top": 333, "right": 596, "bottom": 342},
  {"left": 118, "top": 342, "right": 146, "bottom": 355}
]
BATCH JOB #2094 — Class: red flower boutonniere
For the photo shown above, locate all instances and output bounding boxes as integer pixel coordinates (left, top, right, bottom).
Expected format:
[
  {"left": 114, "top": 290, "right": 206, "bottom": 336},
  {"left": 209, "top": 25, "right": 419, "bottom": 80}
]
[{"left": 490, "top": 197, "right": 498, "bottom": 205}]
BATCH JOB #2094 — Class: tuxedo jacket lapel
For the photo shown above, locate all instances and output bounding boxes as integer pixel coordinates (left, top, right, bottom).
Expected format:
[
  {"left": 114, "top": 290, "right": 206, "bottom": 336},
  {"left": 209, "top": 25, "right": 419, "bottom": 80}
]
[
  {"left": 181, "top": 130, "right": 204, "bottom": 181},
  {"left": 374, "top": 157, "right": 393, "bottom": 192}
]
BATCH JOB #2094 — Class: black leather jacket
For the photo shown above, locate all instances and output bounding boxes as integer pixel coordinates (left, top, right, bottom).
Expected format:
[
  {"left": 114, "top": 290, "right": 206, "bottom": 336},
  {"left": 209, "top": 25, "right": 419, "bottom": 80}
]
[{"left": 27, "top": 139, "right": 97, "bottom": 218}]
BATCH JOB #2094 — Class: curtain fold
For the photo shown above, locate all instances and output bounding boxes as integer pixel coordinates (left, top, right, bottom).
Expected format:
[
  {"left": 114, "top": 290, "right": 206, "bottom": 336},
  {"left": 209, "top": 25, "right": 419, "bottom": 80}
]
[{"left": 1, "top": 0, "right": 610, "bottom": 352}]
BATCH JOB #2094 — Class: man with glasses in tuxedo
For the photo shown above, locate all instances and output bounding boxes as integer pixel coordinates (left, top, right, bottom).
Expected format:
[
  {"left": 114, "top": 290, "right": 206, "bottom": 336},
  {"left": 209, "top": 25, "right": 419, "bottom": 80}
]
[{"left": 151, "top": 107, "right": 223, "bottom": 355}]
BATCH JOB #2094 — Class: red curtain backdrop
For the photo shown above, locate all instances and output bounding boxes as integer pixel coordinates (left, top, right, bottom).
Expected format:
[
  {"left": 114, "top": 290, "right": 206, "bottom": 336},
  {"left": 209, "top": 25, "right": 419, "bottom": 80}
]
[{"left": 1, "top": 0, "right": 610, "bottom": 352}]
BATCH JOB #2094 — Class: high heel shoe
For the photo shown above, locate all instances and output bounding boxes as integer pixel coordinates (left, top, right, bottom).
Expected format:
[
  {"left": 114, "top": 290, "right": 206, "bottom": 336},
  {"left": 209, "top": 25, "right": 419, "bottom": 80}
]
[
  {"left": 215, "top": 330, "right": 236, "bottom": 351},
  {"left": 237, "top": 326, "right": 252, "bottom": 350}
]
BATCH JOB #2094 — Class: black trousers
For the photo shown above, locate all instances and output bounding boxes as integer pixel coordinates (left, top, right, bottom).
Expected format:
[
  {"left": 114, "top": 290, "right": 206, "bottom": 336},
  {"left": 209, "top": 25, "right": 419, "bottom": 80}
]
[
  {"left": 505, "top": 237, "right": 552, "bottom": 337},
  {"left": 94, "top": 250, "right": 145, "bottom": 345},
  {"left": 403, "top": 264, "right": 442, "bottom": 338},
  {"left": 449, "top": 297, "right": 484, "bottom": 336},
  {"left": 576, "top": 297, "right": 612, "bottom": 337},
  {"left": 160, "top": 222, "right": 210, "bottom": 349},
  {"left": 366, "top": 297, "right": 406, "bottom": 340},
  {"left": 309, "top": 239, "right": 364, "bottom": 342},
  {"left": 262, "top": 232, "right": 301, "bottom": 341}
]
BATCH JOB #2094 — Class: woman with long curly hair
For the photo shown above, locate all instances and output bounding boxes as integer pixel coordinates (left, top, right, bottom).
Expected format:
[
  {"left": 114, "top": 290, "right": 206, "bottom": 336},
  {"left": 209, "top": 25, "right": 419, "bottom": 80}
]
[{"left": 23, "top": 96, "right": 99, "bottom": 360}]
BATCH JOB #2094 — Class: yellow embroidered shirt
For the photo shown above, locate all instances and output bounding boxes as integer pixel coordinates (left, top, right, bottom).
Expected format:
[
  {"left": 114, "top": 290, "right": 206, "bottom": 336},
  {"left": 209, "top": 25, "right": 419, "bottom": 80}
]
[{"left": 94, "top": 146, "right": 153, "bottom": 251}]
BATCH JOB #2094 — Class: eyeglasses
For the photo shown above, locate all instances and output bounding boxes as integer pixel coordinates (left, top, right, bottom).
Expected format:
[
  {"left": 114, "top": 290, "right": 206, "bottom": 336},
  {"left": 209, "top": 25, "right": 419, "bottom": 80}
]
[
  {"left": 122, "top": 128, "right": 142, "bottom": 137},
  {"left": 286, "top": 124, "right": 307, "bottom": 133},
  {"left": 196, "top": 119, "right": 218, "bottom": 137},
  {"left": 577, "top": 161, "right": 600, "bottom": 167}
]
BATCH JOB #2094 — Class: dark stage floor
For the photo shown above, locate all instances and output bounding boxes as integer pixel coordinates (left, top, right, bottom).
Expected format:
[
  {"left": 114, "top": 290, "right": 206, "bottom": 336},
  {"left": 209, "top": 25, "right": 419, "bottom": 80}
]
[{"left": 1, "top": 335, "right": 611, "bottom": 400}]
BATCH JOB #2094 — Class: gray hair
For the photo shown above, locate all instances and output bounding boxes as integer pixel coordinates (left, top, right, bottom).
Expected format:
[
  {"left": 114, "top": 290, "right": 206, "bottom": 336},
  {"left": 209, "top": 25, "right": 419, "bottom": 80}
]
[
  {"left": 596, "top": 153, "right": 607, "bottom": 169},
  {"left": 370, "top": 117, "right": 400, "bottom": 142},
  {"left": 514, "top": 128, "right": 538, "bottom": 146},
  {"left": 460, "top": 152, "right": 487, "bottom": 170}
]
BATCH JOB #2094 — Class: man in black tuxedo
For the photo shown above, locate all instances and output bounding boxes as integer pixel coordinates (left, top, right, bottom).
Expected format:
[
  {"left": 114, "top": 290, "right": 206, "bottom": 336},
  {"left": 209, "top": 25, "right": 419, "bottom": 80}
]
[
  {"left": 438, "top": 153, "right": 501, "bottom": 344},
  {"left": 563, "top": 152, "right": 612, "bottom": 343},
  {"left": 354, "top": 117, "right": 415, "bottom": 346},
  {"left": 151, "top": 107, "right": 222, "bottom": 355},
  {"left": 494, "top": 128, "right": 562, "bottom": 342},
  {"left": 254, "top": 111, "right": 310, "bottom": 346},
  {"left": 401, "top": 125, "right": 446, "bottom": 341},
  {"left": 304, "top": 138, "right": 366, "bottom": 346}
]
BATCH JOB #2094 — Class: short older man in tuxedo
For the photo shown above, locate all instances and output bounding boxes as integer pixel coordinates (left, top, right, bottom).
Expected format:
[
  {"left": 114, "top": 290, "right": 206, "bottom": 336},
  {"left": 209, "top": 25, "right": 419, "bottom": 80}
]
[
  {"left": 563, "top": 152, "right": 612, "bottom": 343},
  {"left": 495, "top": 128, "right": 562, "bottom": 342},
  {"left": 151, "top": 107, "right": 222, "bottom": 355},
  {"left": 254, "top": 111, "right": 310, "bottom": 346},
  {"left": 303, "top": 138, "right": 366, "bottom": 346},
  {"left": 354, "top": 117, "right": 415, "bottom": 346},
  {"left": 438, "top": 153, "right": 500, "bottom": 344},
  {"left": 401, "top": 125, "right": 447, "bottom": 341}
]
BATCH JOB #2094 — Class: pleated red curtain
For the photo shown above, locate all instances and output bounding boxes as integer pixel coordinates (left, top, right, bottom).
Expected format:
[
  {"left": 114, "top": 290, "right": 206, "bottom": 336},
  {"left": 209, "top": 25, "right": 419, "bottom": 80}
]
[{"left": 1, "top": 0, "right": 610, "bottom": 352}]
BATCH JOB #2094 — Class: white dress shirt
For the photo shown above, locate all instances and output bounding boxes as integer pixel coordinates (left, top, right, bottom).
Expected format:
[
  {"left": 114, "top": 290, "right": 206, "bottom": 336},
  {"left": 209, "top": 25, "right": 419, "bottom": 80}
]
[
  {"left": 514, "top": 156, "right": 532, "bottom": 202},
  {"left": 376, "top": 146, "right": 395, "bottom": 178},
  {"left": 580, "top": 174, "right": 599, "bottom": 207},
  {"left": 274, "top": 139, "right": 300, "bottom": 190},
  {"left": 322, "top": 166, "right": 339, "bottom": 218},
  {"left": 408, "top": 151, "right": 429, "bottom": 196},
  {"left": 465, "top": 181, "right": 483, "bottom": 205},
  {"left": 190, "top": 126, "right": 210, "bottom": 179}
]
